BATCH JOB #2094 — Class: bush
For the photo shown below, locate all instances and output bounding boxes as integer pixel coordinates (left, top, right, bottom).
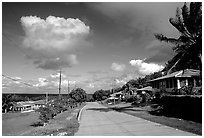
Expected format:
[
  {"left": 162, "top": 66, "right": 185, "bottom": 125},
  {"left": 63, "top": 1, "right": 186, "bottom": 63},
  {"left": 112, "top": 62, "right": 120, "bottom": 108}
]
[
  {"left": 37, "top": 106, "right": 54, "bottom": 123},
  {"left": 152, "top": 95, "right": 202, "bottom": 123}
]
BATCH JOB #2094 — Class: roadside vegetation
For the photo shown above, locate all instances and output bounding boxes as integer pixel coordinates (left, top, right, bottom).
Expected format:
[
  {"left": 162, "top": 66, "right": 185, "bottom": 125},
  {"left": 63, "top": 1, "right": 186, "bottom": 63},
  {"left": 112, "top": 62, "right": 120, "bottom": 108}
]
[
  {"left": 2, "top": 88, "right": 88, "bottom": 136},
  {"left": 93, "top": 2, "right": 202, "bottom": 135}
]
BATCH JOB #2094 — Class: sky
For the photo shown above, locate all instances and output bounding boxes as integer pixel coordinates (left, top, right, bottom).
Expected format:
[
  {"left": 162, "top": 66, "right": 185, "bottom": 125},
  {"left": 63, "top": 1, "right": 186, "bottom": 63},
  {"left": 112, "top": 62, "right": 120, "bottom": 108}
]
[{"left": 2, "top": 2, "right": 184, "bottom": 94}]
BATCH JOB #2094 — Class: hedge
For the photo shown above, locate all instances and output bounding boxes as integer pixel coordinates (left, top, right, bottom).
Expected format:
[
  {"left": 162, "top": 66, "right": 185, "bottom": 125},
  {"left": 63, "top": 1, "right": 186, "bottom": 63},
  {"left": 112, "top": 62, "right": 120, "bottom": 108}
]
[{"left": 156, "top": 95, "right": 202, "bottom": 123}]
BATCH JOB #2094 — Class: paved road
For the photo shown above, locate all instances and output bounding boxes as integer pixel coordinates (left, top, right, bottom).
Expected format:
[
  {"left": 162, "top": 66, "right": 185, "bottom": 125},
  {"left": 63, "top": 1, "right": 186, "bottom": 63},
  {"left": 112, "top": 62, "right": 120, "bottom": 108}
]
[{"left": 75, "top": 102, "right": 197, "bottom": 136}]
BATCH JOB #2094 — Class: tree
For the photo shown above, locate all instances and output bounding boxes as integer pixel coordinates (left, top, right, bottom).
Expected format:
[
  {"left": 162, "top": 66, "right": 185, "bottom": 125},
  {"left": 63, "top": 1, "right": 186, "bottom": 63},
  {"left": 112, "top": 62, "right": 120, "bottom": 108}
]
[
  {"left": 93, "top": 89, "right": 111, "bottom": 101},
  {"left": 69, "top": 88, "right": 87, "bottom": 103},
  {"left": 2, "top": 94, "right": 14, "bottom": 113},
  {"left": 155, "top": 2, "right": 202, "bottom": 74}
]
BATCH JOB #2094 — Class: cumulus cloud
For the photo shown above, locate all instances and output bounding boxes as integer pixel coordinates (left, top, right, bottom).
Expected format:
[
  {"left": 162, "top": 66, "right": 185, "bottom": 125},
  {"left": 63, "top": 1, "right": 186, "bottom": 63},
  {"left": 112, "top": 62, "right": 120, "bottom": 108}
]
[
  {"left": 50, "top": 72, "right": 67, "bottom": 79},
  {"left": 87, "top": 83, "right": 95, "bottom": 88},
  {"left": 35, "top": 77, "right": 49, "bottom": 87},
  {"left": 111, "top": 63, "right": 126, "bottom": 72},
  {"left": 130, "top": 59, "right": 164, "bottom": 75},
  {"left": 115, "top": 79, "right": 126, "bottom": 85},
  {"left": 20, "top": 15, "right": 90, "bottom": 70}
]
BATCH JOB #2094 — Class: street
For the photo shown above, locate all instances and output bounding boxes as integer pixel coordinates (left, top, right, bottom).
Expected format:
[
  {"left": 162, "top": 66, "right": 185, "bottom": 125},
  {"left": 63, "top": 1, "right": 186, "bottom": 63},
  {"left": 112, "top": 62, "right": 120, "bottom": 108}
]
[{"left": 75, "top": 102, "right": 197, "bottom": 136}]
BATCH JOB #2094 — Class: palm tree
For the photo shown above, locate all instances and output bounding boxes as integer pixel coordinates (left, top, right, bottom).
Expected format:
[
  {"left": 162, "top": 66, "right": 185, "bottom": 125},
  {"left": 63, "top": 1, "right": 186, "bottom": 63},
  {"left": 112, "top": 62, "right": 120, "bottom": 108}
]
[{"left": 155, "top": 2, "right": 202, "bottom": 74}]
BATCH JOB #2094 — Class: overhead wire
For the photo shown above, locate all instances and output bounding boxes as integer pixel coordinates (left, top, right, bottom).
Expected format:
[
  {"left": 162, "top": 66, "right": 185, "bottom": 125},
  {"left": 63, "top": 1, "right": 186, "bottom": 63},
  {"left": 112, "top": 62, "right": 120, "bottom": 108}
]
[{"left": 2, "top": 74, "right": 57, "bottom": 91}]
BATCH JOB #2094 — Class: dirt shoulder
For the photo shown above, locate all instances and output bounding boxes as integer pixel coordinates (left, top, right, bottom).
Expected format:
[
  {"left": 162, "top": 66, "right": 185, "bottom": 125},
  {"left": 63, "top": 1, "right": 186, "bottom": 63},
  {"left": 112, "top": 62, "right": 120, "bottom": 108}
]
[{"left": 104, "top": 102, "right": 202, "bottom": 135}]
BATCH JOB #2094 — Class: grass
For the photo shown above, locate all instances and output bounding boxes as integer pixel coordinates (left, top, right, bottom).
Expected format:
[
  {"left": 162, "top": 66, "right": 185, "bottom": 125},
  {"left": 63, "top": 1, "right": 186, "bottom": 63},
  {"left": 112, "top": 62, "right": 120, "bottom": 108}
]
[
  {"left": 2, "top": 112, "right": 40, "bottom": 136},
  {"left": 22, "top": 103, "right": 85, "bottom": 136},
  {"left": 104, "top": 102, "right": 202, "bottom": 135},
  {"left": 2, "top": 103, "right": 85, "bottom": 136}
]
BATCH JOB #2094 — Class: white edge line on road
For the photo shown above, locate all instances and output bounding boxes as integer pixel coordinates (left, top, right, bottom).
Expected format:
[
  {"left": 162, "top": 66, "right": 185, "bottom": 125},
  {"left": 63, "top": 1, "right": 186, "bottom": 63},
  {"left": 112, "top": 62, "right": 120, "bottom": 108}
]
[{"left": 77, "top": 105, "right": 85, "bottom": 122}]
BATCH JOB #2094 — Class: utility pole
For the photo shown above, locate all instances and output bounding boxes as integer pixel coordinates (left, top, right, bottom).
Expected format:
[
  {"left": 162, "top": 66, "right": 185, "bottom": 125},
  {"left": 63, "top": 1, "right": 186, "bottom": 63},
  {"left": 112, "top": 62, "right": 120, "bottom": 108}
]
[
  {"left": 59, "top": 69, "right": 62, "bottom": 100},
  {"left": 67, "top": 80, "right": 70, "bottom": 94},
  {"left": 46, "top": 92, "right": 48, "bottom": 104}
]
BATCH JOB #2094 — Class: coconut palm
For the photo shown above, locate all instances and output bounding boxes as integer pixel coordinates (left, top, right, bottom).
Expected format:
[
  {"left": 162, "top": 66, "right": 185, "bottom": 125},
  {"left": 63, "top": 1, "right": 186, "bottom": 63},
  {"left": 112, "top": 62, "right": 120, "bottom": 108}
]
[{"left": 155, "top": 2, "right": 202, "bottom": 74}]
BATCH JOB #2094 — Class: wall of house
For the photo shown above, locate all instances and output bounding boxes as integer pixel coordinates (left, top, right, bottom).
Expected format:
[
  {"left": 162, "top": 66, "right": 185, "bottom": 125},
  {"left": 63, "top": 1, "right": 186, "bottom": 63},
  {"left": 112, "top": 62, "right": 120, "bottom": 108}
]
[{"left": 151, "top": 78, "right": 178, "bottom": 93}]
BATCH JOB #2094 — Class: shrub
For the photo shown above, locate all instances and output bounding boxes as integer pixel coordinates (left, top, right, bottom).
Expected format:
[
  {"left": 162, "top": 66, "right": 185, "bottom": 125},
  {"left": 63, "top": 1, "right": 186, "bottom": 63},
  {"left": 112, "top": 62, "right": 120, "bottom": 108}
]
[
  {"left": 37, "top": 106, "right": 54, "bottom": 123},
  {"left": 152, "top": 95, "right": 202, "bottom": 123}
]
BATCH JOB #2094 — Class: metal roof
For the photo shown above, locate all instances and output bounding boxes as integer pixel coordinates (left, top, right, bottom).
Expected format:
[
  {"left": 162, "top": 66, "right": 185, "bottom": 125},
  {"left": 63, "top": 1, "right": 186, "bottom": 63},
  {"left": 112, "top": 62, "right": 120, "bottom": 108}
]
[
  {"left": 148, "top": 69, "right": 200, "bottom": 82},
  {"left": 137, "top": 86, "right": 153, "bottom": 91}
]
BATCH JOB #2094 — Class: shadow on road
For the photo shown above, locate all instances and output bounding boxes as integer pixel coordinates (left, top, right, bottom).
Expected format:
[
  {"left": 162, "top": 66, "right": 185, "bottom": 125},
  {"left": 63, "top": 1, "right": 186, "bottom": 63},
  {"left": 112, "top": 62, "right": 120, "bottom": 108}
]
[
  {"left": 86, "top": 106, "right": 145, "bottom": 113},
  {"left": 113, "top": 108, "right": 145, "bottom": 112},
  {"left": 86, "top": 107, "right": 113, "bottom": 112}
]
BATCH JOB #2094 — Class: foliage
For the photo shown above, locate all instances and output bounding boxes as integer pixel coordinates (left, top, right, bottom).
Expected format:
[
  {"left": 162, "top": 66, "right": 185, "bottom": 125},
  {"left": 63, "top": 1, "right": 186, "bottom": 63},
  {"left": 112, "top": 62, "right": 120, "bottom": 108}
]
[
  {"left": 37, "top": 106, "right": 54, "bottom": 123},
  {"left": 155, "top": 2, "right": 202, "bottom": 73},
  {"left": 2, "top": 94, "right": 15, "bottom": 113},
  {"left": 36, "top": 96, "right": 73, "bottom": 124},
  {"left": 93, "top": 89, "right": 111, "bottom": 101},
  {"left": 150, "top": 95, "right": 202, "bottom": 123},
  {"left": 86, "top": 94, "right": 94, "bottom": 102},
  {"left": 30, "top": 96, "right": 45, "bottom": 101},
  {"left": 69, "top": 88, "right": 87, "bottom": 103}
]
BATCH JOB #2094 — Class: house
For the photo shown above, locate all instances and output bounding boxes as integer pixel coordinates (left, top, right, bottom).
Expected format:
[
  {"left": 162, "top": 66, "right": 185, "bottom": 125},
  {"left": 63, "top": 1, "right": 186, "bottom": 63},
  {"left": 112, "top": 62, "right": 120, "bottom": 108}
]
[
  {"left": 137, "top": 86, "right": 153, "bottom": 94},
  {"left": 13, "top": 100, "right": 46, "bottom": 112},
  {"left": 129, "top": 88, "right": 138, "bottom": 95},
  {"left": 13, "top": 101, "right": 35, "bottom": 112},
  {"left": 148, "top": 69, "right": 201, "bottom": 93},
  {"left": 110, "top": 91, "right": 123, "bottom": 98}
]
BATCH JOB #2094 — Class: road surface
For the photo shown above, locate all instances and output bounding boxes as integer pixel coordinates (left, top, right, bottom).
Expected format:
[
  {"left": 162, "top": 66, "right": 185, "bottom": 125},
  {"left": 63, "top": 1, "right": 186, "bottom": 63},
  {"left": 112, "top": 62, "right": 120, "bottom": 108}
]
[{"left": 75, "top": 102, "right": 197, "bottom": 136}]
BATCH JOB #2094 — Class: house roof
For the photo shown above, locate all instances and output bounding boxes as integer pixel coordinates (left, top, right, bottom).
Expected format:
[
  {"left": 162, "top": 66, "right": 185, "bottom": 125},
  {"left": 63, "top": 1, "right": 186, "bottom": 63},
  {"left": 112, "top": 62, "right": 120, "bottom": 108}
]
[
  {"left": 137, "top": 86, "right": 153, "bottom": 91},
  {"left": 14, "top": 100, "right": 45, "bottom": 107},
  {"left": 107, "top": 97, "right": 119, "bottom": 100},
  {"left": 148, "top": 69, "right": 200, "bottom": 82}
]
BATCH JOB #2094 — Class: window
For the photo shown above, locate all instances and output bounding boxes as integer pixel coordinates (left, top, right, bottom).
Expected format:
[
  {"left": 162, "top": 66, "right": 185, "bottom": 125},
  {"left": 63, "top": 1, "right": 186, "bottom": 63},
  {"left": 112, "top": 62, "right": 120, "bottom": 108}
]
[
  {"left": 153, "top": 82, "right": 155, "bottom": 88},
  {"left": 166, "top": 79, "right": 169, "bottom": 88},
  {"left": 169, "top": 78, "right": 173, "bottom": 88},
  {"left": 173, "top": 78, "right": 177, "bottom": 87}
]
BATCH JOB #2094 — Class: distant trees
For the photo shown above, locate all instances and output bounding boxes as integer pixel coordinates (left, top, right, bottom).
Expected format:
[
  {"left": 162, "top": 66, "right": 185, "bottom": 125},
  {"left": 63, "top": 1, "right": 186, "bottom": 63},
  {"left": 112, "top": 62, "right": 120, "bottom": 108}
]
[
  {"left": 86, "top": 94, "right": 94, "bottom": 102},
  {"left": 2, "top": 94, "right": 14, "bottom": 113},
  {"left": 155, "top": 2, "right": 202, "bottom": 74},
  {"left": 93, "top": 89, "right": 111, "bottom": 101},
  {"left": 69, "top": 88, "right": 87, "bottom": 103}
]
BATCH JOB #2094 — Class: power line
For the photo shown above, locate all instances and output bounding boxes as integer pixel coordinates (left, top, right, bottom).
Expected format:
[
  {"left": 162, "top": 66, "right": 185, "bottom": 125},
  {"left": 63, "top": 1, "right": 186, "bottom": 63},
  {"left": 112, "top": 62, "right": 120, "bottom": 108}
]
[
  {"left": 2, "top": 74, "right": 33, "bottom": 87},
  {"left": 2, "top": 74, "right": 57, "bottom": 91}
]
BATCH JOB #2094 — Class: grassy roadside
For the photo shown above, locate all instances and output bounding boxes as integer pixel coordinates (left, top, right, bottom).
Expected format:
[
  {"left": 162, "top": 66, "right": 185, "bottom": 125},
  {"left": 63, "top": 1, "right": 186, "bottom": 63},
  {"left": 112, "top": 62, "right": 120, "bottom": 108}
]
[
  {"left": 22, "top": 103, "right": 85, "bottom": 136},
  {"left": 2, "top": 103, "right": 85, "bottom": 136},
  {"left": 2, "top": 112, "right": 40, "bottom": 136},
  {"left": 104, "top": 102, "right": 202, "bottom": 135}
]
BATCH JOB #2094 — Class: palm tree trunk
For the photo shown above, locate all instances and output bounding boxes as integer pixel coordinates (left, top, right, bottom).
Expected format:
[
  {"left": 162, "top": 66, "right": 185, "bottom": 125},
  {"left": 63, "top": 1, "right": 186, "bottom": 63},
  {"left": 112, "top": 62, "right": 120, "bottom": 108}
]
[{"left": 167, "top": 53, "right": 185, "bottom": 74}]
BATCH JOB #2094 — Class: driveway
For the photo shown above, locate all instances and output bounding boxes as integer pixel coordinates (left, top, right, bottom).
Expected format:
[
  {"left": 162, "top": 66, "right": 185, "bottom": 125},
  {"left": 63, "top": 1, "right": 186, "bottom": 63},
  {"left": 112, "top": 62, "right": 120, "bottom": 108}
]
[{"left": 75, "top": 102, "right": 197, "bottom": 136}]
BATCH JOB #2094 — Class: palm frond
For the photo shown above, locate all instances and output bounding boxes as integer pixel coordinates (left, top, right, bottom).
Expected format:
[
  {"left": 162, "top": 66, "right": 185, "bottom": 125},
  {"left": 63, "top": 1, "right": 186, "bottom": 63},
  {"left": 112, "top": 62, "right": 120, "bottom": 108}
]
[{"left": 154, "top": 33, "right": 179, "bottom": 44}]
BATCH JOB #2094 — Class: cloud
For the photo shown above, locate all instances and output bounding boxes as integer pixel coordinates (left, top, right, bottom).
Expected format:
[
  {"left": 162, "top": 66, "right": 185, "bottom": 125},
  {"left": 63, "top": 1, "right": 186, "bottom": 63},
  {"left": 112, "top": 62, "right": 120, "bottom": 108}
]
[
  {"left": 50, "top": 72, "right": 67, "bottom": 79},
  {"left": 115, "top": 79, "right": 126, "bottom": 85},
  {"left": 111, "top": 63, "right": 126, "bottom": 72},
  {"left": 34, "top": 77, "right": 49, "bottom": 87},
  {"left": 61, "top": 80, "right": 76, "bottom": 87},
  {"left": 130, "top": 59, "right": 164, "bottom": 75},
  {"left": 87, "top": 83, "right": 95, "bottom": 88},
  {"left": 2, "top": 76, "right": 33, "bottom": 93},
  {"left": 20, "top": 15, "right": 91, "bottom": 70}
]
